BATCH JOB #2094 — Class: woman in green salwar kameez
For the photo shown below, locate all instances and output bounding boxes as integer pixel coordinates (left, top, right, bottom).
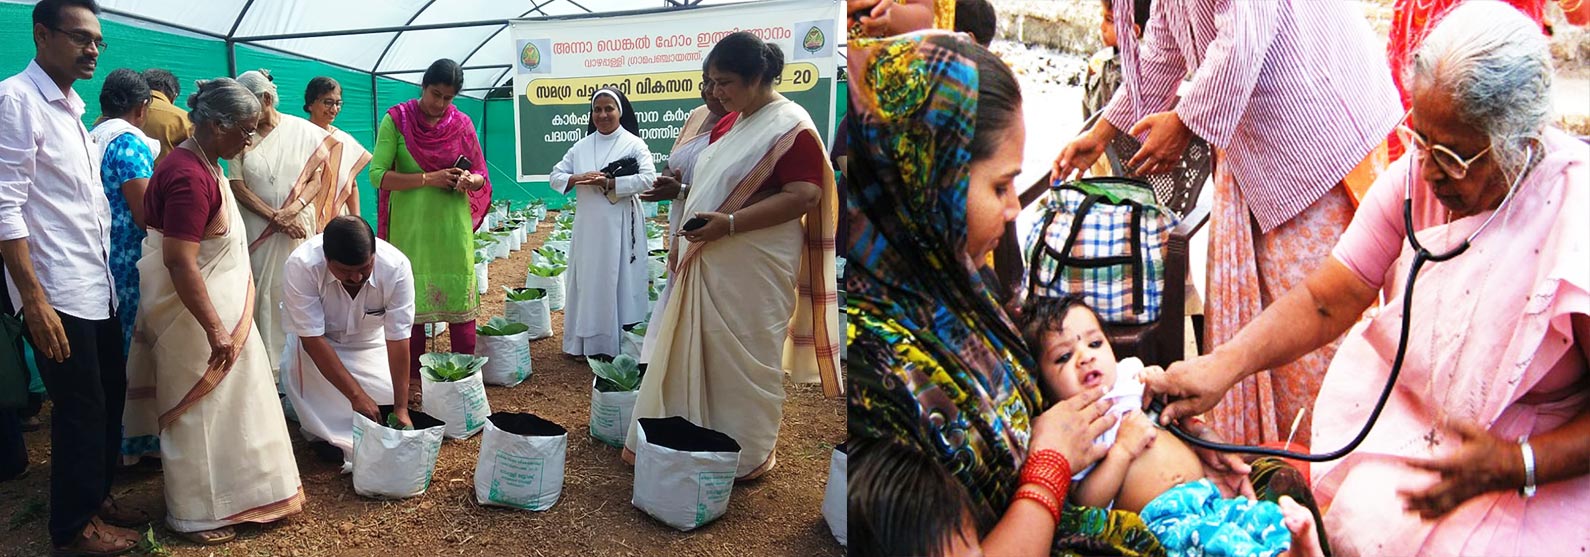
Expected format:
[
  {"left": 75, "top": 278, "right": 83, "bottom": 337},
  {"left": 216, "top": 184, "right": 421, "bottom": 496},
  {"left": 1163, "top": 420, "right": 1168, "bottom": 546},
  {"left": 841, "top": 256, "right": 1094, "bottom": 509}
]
[{"left": 368, "top": 58, "right": 491, "bottom": 387}]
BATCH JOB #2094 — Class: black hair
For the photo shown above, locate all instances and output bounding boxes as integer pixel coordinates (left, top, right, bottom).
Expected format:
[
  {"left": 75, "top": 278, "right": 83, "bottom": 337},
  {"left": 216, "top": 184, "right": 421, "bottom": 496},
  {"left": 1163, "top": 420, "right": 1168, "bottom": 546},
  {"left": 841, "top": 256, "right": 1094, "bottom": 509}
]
[
  {"left": 849, "top": 438, "right": 987, "bottom": 557},
  {"left": 1017, "top": 293, "right": 1101, "bottom": 399},
  {"left": 1134, "top": 0, "right": 1153, "bottom": 31},
  {"left": 954, "top": 0, "right": 997, "bottom": 47},
  {"left": 705, "top": 31, "right": 784, "bottom": 87},
  {"left": 304, "top": 76, "right": 339, "bottom": 114},
  {"left": 99, "top": 68, "right": 150, "bottom": 118},
  {"left": 142, "top": 68, "right": 179, "bottom": 99},
  {"left": 421, "top": 58, "right": 465, "bottom": 92},
  {"left": 585, "top": 87, "right": 641, "bottom": 137},
  {"left": 32, "top": 0, "right": 99, "bottom": 31},
  {"left": 323, "top": 215, "right": 376, "bottom": 266},
  {"left": 963, "top": 43, "right": 1022, "bottom": 162},
  {"left": 1102, "top": 0, "right": 1153, "bottom": 32}
]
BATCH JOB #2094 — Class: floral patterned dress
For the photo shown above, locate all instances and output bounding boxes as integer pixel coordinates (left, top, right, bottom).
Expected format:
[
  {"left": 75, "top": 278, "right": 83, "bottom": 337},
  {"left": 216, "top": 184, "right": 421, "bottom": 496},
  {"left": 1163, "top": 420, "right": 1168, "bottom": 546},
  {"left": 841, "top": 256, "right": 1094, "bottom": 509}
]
[{"left": 98, "top": 132, "right": 153, "bottom": 351}]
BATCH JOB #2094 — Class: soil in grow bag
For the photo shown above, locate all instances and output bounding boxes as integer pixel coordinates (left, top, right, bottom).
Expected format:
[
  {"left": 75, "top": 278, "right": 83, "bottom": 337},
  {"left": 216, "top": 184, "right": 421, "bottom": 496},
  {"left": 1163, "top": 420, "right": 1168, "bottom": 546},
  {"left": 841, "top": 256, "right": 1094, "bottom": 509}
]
[
  {"left": 488, "top": 412, "right": 566, "bottom": 437},
  {"left": 379, "top": 404, "right": 445, "bottom": 430},
  {"left": 637, "top": 417, "right": 742, "bottom": 453}
]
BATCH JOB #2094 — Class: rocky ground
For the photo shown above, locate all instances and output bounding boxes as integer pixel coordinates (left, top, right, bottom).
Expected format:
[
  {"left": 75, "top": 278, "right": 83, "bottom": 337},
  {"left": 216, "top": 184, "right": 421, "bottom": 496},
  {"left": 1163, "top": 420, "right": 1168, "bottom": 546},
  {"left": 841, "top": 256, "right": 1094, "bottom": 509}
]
[
  {"left": 990, "top": 0, "right": 1590, "bottom": 134},
  {"left": 0, "top": 213, "right": 847, "bottom": 557}
]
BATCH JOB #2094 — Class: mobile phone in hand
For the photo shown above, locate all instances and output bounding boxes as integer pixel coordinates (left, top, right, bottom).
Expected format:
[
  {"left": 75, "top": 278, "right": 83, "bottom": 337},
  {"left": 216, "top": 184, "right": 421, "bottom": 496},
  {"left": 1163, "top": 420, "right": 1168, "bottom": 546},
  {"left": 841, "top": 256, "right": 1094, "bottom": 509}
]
[
  {"left": 453, "top": 155, "right": 473, "bottom": 171},
  {"left": 680, "top": 216, "right": 708, "bottom": 232}
]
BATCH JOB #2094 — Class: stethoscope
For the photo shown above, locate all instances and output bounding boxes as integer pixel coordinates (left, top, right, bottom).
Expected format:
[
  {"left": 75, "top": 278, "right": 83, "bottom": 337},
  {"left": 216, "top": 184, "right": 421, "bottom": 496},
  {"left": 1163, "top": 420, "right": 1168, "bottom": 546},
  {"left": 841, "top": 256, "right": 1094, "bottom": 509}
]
[{"left": 1148, "top": 145, "right": 1537, "bottom": 462}]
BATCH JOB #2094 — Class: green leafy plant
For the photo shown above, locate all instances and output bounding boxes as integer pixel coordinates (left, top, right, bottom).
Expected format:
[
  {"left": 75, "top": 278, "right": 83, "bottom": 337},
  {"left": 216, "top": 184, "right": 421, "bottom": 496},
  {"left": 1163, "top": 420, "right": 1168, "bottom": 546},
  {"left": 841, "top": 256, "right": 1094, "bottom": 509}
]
[
  {"left": 535, "top": 246, "right": 567, "bottom": 266},
  {"left": 527, "top": 263, "right": 566, "bottom": 277},
  {"left": 549, "top": 229, "right": 573, "bottom": 242},
  {"left": 474, "top": 231, "right": 499, "bottom": 246},
  {"left": 137, "top": 527, "right": 172, "bottom": 557},
  {"left": 626, "top": 321, "right": 649, "bottom": 338},
  {"left": 527, "top": 258, "right": 566, "bottom": 277},
  {"left": 590, "top": 354, "right": 644, "bottom": 392},
  {"left": 479, "top": 316, "right": 530, "bottom": 336},
  {"left": 503, "top": 287, "right": 547, "bottom": 302},
  {"left": 7, "top": 498, "right": 43, "bottom": 530},
  {"left": 385, "top": 412, "right": 413, "bottom": 431},
  {"left": 648, "top": 284, "right": 659, "bottom": 302},
  {"left": 420, "top": 352, "right": 487, "bottom": 382},
  {"left": 645, "top": 221, "right": 665, "bottom": 239}
]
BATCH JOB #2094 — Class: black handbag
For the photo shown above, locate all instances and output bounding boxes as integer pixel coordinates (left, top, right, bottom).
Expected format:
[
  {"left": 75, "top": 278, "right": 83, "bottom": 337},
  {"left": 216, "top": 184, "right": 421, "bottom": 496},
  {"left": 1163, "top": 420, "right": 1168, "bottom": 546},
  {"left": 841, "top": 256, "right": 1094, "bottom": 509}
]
[{"left": 0, "top": 264, "right": 27, "bottom": 410}]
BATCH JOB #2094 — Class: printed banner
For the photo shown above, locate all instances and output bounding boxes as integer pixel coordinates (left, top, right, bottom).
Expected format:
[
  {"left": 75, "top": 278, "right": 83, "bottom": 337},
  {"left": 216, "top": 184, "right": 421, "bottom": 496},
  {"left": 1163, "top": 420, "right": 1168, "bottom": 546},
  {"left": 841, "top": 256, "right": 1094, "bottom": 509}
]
[{"left": 511, "top": 0, "right": 841, "bottom": 181}]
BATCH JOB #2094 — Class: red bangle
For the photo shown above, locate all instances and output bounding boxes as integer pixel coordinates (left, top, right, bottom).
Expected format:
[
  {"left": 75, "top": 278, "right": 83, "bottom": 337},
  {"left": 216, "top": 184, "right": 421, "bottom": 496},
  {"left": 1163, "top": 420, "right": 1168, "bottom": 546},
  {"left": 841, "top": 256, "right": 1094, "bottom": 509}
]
[
  {"left": 1021, "top": 448, "right": 1073, "bottom": 500},
  {"left": 1014, "top": 485, "right": 1062, "bottom": 523}
]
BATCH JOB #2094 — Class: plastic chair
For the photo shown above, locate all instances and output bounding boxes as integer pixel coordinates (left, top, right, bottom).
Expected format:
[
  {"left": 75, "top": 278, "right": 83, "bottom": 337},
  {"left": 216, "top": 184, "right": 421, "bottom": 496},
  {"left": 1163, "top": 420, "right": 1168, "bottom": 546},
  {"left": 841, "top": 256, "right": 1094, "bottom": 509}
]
[{"left": 993, "top": 132, "right": 1213, "bottom": 367}]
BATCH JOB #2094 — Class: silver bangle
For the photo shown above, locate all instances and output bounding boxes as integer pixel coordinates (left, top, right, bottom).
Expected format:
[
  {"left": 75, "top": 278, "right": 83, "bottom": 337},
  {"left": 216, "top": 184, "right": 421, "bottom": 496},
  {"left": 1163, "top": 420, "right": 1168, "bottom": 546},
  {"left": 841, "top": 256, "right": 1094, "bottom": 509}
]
[
  {"left": 1518, "top": 435, "right": 1537, "bottom": 498},
  {"left": 728, "top": 213, "right": 736, "bottom": 236}
]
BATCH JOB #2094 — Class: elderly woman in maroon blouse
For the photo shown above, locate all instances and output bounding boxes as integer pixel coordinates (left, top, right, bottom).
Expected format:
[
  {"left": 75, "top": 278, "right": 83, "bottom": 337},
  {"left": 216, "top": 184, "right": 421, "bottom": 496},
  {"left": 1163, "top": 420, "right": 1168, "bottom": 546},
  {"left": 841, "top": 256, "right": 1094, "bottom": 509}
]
[{"left": 126, "top": 77, "right": 302, "bottom": 545}]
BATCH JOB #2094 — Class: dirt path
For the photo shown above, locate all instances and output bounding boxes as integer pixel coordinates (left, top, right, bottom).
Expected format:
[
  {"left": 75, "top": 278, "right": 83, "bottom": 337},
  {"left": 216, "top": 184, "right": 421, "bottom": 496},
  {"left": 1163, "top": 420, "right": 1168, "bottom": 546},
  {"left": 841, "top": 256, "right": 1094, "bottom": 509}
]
[{"left": 0, "top": 213, "right": 846, "bottom": 557}]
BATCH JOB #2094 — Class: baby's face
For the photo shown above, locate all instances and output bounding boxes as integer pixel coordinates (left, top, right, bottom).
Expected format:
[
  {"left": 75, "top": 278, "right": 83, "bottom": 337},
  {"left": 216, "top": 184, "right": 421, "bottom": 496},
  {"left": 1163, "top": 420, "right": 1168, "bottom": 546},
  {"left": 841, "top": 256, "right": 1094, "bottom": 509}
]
[{"left": 1038, "top": 307, "right": 1118, "bottom": 400}]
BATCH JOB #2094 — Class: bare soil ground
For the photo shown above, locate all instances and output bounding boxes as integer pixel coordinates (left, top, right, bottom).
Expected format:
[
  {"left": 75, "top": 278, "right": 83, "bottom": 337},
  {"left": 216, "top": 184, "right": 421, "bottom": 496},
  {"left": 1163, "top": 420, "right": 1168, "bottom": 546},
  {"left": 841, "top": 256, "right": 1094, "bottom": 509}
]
[{"left": 0, "top": 212, "right": 846, "bottom": 557}]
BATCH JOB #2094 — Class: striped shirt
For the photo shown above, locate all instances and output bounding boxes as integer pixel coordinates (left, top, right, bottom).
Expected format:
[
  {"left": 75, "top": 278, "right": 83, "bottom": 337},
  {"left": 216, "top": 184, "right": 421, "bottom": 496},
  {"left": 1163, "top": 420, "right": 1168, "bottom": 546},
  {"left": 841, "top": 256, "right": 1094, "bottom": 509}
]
[{"left": 1103, "top": 0, "right": 1401, "bottom": 232}]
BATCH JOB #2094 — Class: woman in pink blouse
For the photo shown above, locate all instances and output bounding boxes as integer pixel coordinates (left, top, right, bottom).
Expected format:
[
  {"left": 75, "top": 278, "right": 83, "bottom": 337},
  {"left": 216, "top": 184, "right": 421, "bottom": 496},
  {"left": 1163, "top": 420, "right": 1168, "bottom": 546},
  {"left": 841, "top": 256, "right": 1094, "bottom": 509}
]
[{"left": 1144, "top": 4, "right": 1590, "bottom": 554}]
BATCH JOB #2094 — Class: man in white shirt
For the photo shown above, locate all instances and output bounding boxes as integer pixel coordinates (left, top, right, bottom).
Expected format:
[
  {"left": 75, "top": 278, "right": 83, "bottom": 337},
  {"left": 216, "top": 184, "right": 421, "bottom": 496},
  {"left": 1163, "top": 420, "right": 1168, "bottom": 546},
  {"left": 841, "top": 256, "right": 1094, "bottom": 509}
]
[
  {"left": 0, "top": 1, "right": 143, "bottom": 554},
  {"left": 281, "top": 215, "right": 415, "bottom": 470}
]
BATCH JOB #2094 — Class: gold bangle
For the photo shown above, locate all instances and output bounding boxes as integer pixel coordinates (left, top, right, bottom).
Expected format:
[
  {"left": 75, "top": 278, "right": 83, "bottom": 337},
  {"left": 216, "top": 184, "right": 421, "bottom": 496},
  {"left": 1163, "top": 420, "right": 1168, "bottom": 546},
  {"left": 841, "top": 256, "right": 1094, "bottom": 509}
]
[{"left": 1562, "top": 0, "right": 1583, "bottom": 12}]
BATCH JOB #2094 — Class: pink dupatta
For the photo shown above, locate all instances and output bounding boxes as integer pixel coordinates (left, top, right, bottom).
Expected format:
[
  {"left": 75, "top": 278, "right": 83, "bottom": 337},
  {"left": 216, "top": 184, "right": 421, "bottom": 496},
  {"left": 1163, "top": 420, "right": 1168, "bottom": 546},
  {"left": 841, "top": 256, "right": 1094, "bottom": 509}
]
[{"left": 378, "top": 100, "right": 492, "bottom": 237}]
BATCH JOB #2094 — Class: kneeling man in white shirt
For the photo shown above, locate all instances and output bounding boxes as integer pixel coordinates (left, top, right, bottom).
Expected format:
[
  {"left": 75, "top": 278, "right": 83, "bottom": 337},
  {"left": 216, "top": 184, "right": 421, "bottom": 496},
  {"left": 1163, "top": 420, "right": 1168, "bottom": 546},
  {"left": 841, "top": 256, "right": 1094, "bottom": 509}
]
[{"left": 281, "top": 215, "right": 414, "bottom": 470}]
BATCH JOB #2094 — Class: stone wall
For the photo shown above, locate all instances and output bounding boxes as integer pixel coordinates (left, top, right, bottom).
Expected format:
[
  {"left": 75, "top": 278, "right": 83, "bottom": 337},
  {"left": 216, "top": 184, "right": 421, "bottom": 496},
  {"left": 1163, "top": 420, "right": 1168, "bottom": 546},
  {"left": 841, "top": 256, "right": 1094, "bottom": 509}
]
[{"left": 991, "top": 0, "right": 1588, "bottom": 75}]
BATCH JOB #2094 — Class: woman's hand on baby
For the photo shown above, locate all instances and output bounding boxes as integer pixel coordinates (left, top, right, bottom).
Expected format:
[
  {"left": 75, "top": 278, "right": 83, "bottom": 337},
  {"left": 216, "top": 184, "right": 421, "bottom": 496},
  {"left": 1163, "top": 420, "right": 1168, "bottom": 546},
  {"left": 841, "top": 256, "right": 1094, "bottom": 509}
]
[
  {"left": 1112, "top": 410, "right": 1158, "bottom": 459},
  {"left": 1031, "top": 387, "right": 1116, "bottom": 471},
  {"left": 1181, "top": 420, "right": 1256, "bottom": 499},
  {"left": 1142, "top": 352, "right": 1243, "bottom": 427}
]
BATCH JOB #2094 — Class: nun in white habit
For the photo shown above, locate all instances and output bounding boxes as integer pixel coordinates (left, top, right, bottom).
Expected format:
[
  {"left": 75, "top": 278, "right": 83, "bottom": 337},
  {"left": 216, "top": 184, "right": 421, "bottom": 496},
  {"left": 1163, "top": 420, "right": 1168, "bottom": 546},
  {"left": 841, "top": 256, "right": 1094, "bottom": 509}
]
[{"left": 549, "top": 87, "right": 656, "bottom": 357}]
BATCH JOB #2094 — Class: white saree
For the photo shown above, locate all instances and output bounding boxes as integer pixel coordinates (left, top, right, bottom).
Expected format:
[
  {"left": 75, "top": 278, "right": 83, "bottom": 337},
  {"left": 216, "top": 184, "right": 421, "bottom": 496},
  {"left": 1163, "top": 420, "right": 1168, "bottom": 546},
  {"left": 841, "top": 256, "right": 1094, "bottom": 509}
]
[
  {"left": 626, "top": 99, "right": 841, "bottom": 477},
  {"left": 227, "top": 114, "right": 342, "bottom": 384},
  {"left": 126, "top": 146, "right": 303, "bottom": 532}
]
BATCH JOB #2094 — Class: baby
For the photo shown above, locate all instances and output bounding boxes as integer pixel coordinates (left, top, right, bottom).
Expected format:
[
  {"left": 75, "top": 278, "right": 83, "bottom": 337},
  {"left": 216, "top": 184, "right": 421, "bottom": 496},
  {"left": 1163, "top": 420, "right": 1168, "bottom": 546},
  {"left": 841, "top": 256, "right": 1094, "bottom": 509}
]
[
  {"left": 850, "top": 437, "right": 985, "bottom": 557},
  {"left": 1020, "top": 294, "right": 1323, "bottom": 557}
]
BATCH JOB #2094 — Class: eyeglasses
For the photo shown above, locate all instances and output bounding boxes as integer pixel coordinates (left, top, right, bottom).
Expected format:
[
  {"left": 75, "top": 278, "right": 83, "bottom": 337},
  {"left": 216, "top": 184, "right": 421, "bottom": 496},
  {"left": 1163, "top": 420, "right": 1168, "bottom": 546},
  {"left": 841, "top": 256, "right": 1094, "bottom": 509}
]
[
  {"left": 317, "top": 99, "right": 343, "bottom": 108},
  {"left": 226, "top": 123, "right": 258, "bottom": 142},
  {"left": 48, "top": 26, "right": 106, "bottom": 51},
  {"left": 1395, "top": 112, "right": 1491, "bottom": 180}
]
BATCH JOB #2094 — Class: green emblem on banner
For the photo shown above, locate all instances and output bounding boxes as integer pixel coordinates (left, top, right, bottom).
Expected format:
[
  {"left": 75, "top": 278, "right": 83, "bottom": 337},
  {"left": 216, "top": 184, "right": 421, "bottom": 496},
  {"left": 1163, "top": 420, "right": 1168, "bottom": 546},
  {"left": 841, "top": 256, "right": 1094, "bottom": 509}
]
[
  {"left": 521, "top": 42, "right": 542, "bottom": 70},
  {"left": 802, "top": 26, "right": 824, "bottom": 53}
]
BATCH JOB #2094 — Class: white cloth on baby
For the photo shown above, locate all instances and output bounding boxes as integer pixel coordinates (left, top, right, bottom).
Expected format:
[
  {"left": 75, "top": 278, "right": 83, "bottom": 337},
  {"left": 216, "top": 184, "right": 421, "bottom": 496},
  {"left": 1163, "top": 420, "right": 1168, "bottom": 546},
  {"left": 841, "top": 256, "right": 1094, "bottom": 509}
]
[{"left": 1071, "top": 357, "right": 1146, "bottom": 482}]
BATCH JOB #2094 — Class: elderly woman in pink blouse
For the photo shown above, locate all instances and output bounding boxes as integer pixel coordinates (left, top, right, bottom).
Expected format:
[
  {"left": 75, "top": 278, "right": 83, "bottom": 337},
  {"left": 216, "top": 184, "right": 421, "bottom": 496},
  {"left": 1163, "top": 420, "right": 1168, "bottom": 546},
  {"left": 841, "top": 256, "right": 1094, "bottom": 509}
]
[
  {"left": 1056, "top": 0, "right": 1402, "bottom": 448},
  {"left": 1144, "top": 3, "right": 1590, "bottom": 555}
]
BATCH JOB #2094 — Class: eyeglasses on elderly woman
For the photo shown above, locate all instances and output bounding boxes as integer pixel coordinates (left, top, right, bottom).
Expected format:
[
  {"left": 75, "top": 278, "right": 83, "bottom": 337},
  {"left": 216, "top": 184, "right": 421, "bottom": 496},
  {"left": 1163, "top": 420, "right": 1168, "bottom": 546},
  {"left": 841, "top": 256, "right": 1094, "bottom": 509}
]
[{"left": 1395, "top": 111, "right": 1492, "bottom": 180}]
